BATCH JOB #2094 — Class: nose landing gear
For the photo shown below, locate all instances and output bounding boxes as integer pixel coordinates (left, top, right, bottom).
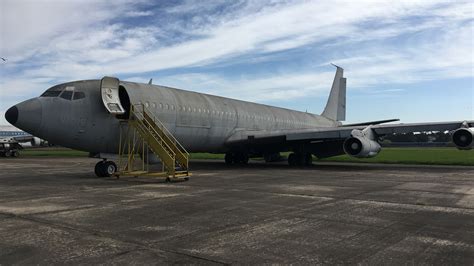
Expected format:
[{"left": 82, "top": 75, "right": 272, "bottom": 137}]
[{"left": 95, "top": 160, "right": 118, "bottom": 177}]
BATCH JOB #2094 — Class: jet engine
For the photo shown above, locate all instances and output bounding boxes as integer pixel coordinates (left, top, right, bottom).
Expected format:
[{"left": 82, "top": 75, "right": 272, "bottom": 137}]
[
  {"left": 343, "top": 127, "right": 381, "bottom": 158},
  {"left": 31, "top": 137, "right": 42, "bottom": 147},
  {"left": 452, "top": 128, "right": 473, "bottom": 150}
]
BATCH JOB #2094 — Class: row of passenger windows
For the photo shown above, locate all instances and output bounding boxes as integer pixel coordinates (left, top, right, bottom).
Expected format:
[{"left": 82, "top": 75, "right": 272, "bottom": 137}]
[
  {"left": 0, "top": 132, "right": 28, "bottom": 136},
  {"left": 141, "top": 101, "right": 310, "bottom": 126}
]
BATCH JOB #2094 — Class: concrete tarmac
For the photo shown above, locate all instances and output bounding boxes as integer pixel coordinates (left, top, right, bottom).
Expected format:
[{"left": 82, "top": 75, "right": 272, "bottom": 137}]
[{"left": 0, "top": 157, "right": 473, "bottom": 264}]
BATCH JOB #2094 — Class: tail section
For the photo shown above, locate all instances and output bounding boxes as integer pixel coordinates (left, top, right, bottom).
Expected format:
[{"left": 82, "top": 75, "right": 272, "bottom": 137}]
[{"left": 321, "top": 64, "right": 346, "bottom": 121}]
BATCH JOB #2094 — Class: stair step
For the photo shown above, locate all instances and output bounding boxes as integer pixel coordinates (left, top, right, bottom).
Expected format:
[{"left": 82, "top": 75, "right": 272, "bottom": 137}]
[
  {"left": 172, "top": 173, "right": 191, "bottom": 178},
  {"left": 120, "top": 104, "right": 190, "bottom": 179},
  {"left": 174, "top": 170, "right": 190, "bottom": 174}
]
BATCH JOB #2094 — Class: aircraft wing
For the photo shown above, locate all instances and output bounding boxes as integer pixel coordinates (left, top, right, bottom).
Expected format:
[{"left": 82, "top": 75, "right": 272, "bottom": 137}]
[
  {"left": 11, "top": 135, "right": 35, "bottom": 143},
  {"left": 226, "top": 120, "right": 474, "bottom": 145}
]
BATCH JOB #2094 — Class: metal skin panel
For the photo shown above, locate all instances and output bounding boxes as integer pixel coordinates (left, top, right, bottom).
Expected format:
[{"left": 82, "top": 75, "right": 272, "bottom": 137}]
[
  {"left": 120, "top": 81, "right": 337, "bottom": 153},
  {"left": 244, "top": 121, "right": 474, "bottom": 143},
  {"left": 322, "top": 65, "right": 345, "bottom": 121},
  {"left": 15, "top": 80, "right": 122, "bottom": 154},
  {"left": 41, "top": 80, "right": 120, "bottom": 153}
]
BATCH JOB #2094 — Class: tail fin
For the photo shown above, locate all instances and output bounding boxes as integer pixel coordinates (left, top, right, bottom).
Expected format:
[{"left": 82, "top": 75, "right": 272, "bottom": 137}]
[{"left": 321, "top": 64, "right": 346, "bottom": 121}]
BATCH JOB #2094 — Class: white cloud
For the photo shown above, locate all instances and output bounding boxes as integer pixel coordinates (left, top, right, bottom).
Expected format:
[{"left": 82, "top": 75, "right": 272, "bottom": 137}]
[
  {"left": 0, "top": 0, "right": 472, "bottom": 125},
  {"left": 125, "top": 10, "right": 154, "bottom": 17},
  {"left": 91, "top": 1, "right": 473, "bottom": 75},
  {"left": 0, "top": 0, "right": 140, "bottom": 61}
]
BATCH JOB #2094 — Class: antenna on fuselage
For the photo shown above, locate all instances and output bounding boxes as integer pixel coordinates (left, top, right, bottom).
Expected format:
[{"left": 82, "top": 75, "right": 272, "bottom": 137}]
[{"left": 148, "top": 78, "right": 153, "bottom": 85}]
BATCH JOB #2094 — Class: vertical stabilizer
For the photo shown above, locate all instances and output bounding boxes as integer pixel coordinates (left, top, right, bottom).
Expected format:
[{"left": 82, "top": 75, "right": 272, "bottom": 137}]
[{"left": 321, "top": 64, "right": 346, "bottom": 121}]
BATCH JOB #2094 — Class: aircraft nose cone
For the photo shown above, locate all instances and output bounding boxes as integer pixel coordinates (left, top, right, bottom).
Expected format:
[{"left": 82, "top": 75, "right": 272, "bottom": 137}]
[
  {"left": 5, "top": 106, "right": 18, "bottom": 125},
  {"left": 10, "top": 98, "right": 43, "bottom": 133}
]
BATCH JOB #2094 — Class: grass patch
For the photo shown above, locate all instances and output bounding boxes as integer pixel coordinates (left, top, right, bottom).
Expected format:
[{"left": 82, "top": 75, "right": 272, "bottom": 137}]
[
  {"left": 20, "top": 148, "right": 88, "bottom": 157},
  {"left": 191, "top": 148, "right": 473, "bottom": 166},
  {"left": 17, "top": 147, "right": 473, "bottom": 166},
  {"left": 320, "top": 147, "right": 474, "bottom": 166},
  {"left": 190, "top": 153, "right": 225, "bottom": 160}
]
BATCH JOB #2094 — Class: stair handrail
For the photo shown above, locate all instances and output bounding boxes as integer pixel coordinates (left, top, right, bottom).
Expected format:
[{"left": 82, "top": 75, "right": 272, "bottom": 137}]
[
  {"left": 131, "top": 104, "right": 189, "bottom": 156},
  {"left": 130, "top": 106, "right": 177, "bottom": 159}
]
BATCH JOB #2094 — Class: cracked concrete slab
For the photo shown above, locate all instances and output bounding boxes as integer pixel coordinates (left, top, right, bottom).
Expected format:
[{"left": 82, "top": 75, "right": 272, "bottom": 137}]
[{"left": 0, "top": 157, "right": 473, "bottom": 264}]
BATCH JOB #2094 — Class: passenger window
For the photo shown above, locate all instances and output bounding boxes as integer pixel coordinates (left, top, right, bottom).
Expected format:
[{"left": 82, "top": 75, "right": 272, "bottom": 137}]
[
  {"left": 60, "top": 91, "right": 73, "bottom": 100},
  {"left": 73, "top": 92, "right": 85, "bottom": 100}
]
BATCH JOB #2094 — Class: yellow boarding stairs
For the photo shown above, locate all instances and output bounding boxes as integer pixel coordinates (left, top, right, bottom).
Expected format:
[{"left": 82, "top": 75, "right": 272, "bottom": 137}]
[{"left": 117, "top": 104, "right": 190, "bottom": 181}]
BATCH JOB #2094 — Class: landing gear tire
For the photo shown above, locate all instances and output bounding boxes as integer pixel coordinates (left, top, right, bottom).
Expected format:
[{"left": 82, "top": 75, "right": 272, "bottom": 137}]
[
  {"left": 235, "top": 153, "right": 249, "bottom": 164},
  {"left": 225, "top": 152, "right": 249, "bottom": 165},
  {"left": 95, "top": 161, "right": 117, "bottom": 177},
  {"left": 288, "top": 153, "right": 297, "bottom": 166},
  {"left": 288, "top": 152, "right": 312, "bottom": 166},
  {"left": 225, "top": 153, "right": 234, "bottom": 165},
  {"left": 95, "top": 161, "right": 105, "bottom": 177},
  {"left": 103, "top": 161, "right": 117, "bottom": 177},
  {"left": 11, "top": 151, "right": 19, "bottom": 157},
  {"left": 304, "top": 153, "right": 313, "bottom": 166}
]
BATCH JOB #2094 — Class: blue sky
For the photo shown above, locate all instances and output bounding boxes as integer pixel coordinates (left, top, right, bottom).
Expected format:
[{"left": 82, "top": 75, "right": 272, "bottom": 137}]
[{"left": 0, "top": 0, "right": 472, "bottom": 125}]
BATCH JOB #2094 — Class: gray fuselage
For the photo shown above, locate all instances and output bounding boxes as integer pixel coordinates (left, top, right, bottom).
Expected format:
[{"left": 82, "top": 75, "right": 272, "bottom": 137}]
[{"left": 8, "top": 79, "right": 338, "bottom": 154}]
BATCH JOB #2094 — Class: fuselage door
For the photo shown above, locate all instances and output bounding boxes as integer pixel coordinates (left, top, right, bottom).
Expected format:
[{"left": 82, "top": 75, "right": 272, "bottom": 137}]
[{"left": 101, "top": 76, "right": 125, "bottom": 114}]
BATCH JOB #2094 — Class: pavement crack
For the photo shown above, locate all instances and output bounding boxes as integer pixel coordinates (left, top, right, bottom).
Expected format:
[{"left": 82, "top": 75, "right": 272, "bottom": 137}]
[{"left": 1, "top": 212, "right": 229, "bottom": 265}]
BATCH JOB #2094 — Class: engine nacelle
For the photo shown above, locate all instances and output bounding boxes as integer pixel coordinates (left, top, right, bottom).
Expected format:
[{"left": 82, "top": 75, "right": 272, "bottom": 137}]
[
  {"left": 343, "top": 127, "right": 381, "bottom": 158},
  {"left": 31, "top": 137, "right": 42, "bottom": 146},
  {"left": 343, "top": 136, "right": 381, "bottom": 158},
  {"left": 452, "top": 128, "right": 473, "bottom": 150}
]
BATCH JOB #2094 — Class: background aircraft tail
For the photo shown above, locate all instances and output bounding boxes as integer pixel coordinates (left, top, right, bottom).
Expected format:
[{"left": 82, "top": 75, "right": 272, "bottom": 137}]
[{"left": 321, "top": 64, "right": 346, "bottom": 121}]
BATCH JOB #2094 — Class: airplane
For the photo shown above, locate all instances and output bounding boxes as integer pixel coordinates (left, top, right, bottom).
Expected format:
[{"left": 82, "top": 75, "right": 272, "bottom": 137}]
[
  {"left": 0, "top": 125, "right": 45, "bottom": 148},
  {"left": 4, "top": 65, "right": 473, "bottom": 176}
]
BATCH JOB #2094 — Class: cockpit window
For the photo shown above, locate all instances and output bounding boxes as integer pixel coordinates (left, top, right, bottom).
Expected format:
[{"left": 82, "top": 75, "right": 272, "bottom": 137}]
[
  {"left": 60, "top": 91, "right": 73, "bottom": 100},
  {"left": 59, "top": 86, "right": 75, "bottom": 100},
  {"left": 40, "top": 85, "right": 63, "bottom": 97},
  {"left": 41, "top": 85, "right": 85, "bottom": 100},
  {"left": 73, "top": 91, "right": 85, "bottom": 100}
]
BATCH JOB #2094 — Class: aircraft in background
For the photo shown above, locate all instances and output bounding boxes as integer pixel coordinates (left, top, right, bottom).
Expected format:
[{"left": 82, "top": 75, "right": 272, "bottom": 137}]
[
  {"left": 0, "top": 125, "right": 46, "bottom": 157},
  {"left": 0, "top": 125, "right": 45, "bottom": 148},
  {"left": 4, "top": 65, "right": 473, "bottom": 176}
]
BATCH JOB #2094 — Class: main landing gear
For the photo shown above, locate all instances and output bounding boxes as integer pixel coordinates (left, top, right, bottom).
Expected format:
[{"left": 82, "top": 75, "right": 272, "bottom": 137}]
[
  {"left": 225, "top": 152, "right": 249, "bottom": 165},
  {"left": 95, "top": 160, "right": 117, "bottom": 177},
  {"left": 288, "top": 152, "right": 313, "bottom": 166}
]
